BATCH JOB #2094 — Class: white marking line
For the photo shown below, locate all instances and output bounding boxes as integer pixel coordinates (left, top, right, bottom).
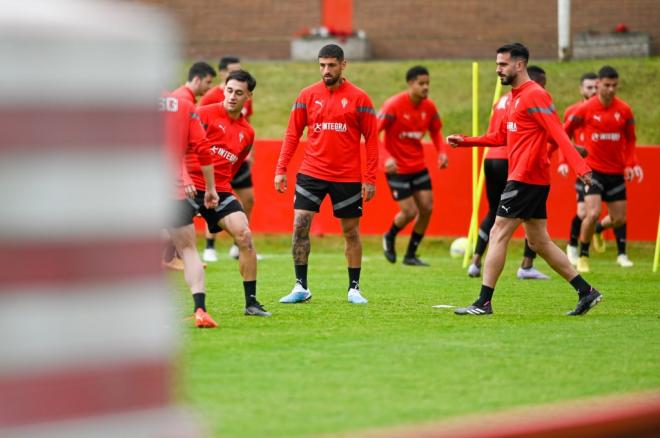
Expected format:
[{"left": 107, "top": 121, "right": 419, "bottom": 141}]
[{"left": 432, "top": 304, "right": 456, "bottom": 308}]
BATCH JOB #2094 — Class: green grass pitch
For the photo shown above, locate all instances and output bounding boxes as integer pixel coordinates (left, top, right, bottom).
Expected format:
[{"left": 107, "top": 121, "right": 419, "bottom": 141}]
[{"left": 172, "top": 234, "right": 660, "bottom": 437}]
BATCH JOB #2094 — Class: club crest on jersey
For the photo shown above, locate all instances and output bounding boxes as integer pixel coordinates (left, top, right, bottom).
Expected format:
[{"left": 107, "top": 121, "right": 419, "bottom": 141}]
[
  {"left": 507, "top": 122, "right": 517, "bottom": 132},
  {"left": 239, "top": 132, "right": 245, "bottom": 143},
  {"left": 341, "top": 98, "right": 348, "bottom": 108},
  {"left": 421, "top": 111, "right": 427, "bottom": 120},
  {"left": 614, "top": 112, "right": 621, "bottom": 121},
  {"left": 497, "top": 95, "right": 509, "bottom": 109}
]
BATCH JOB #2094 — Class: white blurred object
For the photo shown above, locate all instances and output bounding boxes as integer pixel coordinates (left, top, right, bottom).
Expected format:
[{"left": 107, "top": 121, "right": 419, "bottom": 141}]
[{"left": 450, "top": 237, "right": 468, "bottom": 259}]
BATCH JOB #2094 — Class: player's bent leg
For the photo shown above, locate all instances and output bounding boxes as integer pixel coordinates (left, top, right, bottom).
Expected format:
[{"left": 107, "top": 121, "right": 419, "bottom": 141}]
[
  {"left": 383, "top": 196, "right": 416, "bottom": 263},
  {"left": 403, "top": 189, "right": 433, "bottom": 266},
  {"left": 578, "top": 195, "right": 602, "bottom": 271},
  {"left": 233, "top": 187, "right": 262, "bottom": 260}
]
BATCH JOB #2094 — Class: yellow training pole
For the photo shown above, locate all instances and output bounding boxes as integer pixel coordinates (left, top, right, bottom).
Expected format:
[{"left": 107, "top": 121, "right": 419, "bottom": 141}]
[
  {"left": 463, "top": 62, "right": 480, "bottom": 268},
  {"left": 653, "top": 212, "right": 660, "bottom": 272}
]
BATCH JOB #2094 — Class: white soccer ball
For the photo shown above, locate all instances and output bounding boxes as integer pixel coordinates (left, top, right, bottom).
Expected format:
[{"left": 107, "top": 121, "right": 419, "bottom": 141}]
[{"left": 450, "top": 237, "right": 468, "bottom": 259}]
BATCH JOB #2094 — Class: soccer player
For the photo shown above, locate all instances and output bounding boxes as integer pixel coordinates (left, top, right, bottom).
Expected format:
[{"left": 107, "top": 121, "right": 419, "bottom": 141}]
[
  {"left": 187, "top": 69, "right": 271, "bottom": 316},
  {"left": 467, "top": 65, "right": 550, "bottom": 280},
  {"left": 379, "top": 65, "right": 448, "bottom": 266},
  {"left": 275, "top": 44, "right": 378, "bottom": 305},
  {"left": 161, "top": 91, "right": 220, "bottom": 328},
  {"left": 447, "top": 43, "right": 602, "bottom": 316},
  {"left": 560, "top": 72, "right": 598, "bottom": 265},
  {"left": 564, "top": 66, "right": 643, "bottom": 272},
  {"left": 200, "top": 56, "right": 259, "bottom": 262}
]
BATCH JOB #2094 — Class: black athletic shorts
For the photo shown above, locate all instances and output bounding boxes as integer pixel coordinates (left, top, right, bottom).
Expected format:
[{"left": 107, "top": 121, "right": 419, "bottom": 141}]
[
  {"left": 575, "top": 178, "right": 586, "bottom": 203},
  {"left": 385, "top": 168, "right": 432, "bottom": 201},
  {"left": 584, "top": 170, "right": 626, "bottom": 202},
  {"left": 294, "top": 173, "right": 363, "bottom": 218},
  {"left": 497, "top": 181, "right": 550, "bottom": 220},
  {"left": 230, "top": 161, "right": 253, "bottom": 190},
  {"left": 171, "top": 199, "right": 197, "bottom": 229},
  {"left": 174, "top": 191, "right": 243, "bottom": 233}
]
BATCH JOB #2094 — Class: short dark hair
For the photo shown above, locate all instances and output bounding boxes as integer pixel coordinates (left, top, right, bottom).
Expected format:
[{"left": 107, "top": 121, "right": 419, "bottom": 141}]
[
  {"left": 188, "top": 61, "right": 216, "bottom": 81},
  {"left": 497, "top": 43, "right": 530, "bottom": 64},
  {"left": 598, "top": 65, "right": 619, "bottom": 79},
  {"left": 219, "top": 56, "right": 240, "bottom": 71},
  {"left": 527, "top": 65, "right": 546, "bottom": 82},
  {"left": 406, "top": 65, "right": 429, "bottom": 82},
  {"left": 580, "top": 72, "right": 598, "bottom": 83},
  {"left": 318, "top": 44, "right": 344, "bottom": 61},
  {"left": 226, "top": 69, "right": 257, "bottom": 92}
]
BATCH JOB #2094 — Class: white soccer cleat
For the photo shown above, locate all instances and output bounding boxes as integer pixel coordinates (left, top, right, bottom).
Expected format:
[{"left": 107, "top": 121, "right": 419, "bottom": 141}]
[
  {"left": 566, "top": 245, "right": 579, "bottom": 266},
  {"left": 517, "top": 266, "right": 550, "bottom": 280},
  {"left": 228, "top": 244, "right": 240, "bottom": 259},
  {"left": 347, "top": 288, "right": 368, "bottom": 304},
  {"left": 202, "top": 248, "right": 218, "bottom": 262},
  {"left": 279, "top": 282, "right": 312, "bottom": 303},
  {"left": 467, "top": 263, "right": 481, "bottom": 278},
  {"left": 616, "top": 254, "right": 634, "bottom": 268}
]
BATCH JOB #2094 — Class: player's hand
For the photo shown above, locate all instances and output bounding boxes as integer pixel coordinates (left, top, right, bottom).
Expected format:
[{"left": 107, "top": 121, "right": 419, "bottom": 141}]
[
  {"left": 438, "top": 153, "right": 449, "bottom": 169},
  {"left": 384, "top": 158, "right": 397, "bottom": 174},
  {"left": 204, "top": 190, "right": 219, "bottom": 209},
  {"left": 557, "top": 163, "right": 569, "bottom": 176},
  {"left": 362, "top": 183, "right": 376, "bottom": 202},
  {"left": 579, "top": 171, "right": 592, "bottom": 187},
  {"left": 184, "top": 184, "right": 197, "bottom": 199},
  {"left": 574, "top": 145, "right": 588, "bottom": 158},
  {"left": 274, "top": 174, "right": 287, "bottom": 193},
  {"left": 446, "top": 134, "right": 464, "bottom": 148},
  {"left": 628, "top": 165, "right": 644, "bottom": 183}
]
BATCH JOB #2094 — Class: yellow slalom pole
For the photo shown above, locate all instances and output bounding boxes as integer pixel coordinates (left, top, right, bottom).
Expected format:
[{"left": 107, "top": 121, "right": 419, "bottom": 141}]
[
  {"left": 653, "top": 212, "right": 660, "bottom": 272},
  {"left": 463, "top": 62, "right": 480, "bottom": 268}
]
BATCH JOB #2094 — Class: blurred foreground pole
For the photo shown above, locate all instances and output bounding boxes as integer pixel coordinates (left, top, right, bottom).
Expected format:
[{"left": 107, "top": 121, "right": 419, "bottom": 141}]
[
  {"left": 0, "top": 1, "right": 197, "bottom": 436},
  {"left": 558, "top": 0, "right": 571, "bottom": 61}
]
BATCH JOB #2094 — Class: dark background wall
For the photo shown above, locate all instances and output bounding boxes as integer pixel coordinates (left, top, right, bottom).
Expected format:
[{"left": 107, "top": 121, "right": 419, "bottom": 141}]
[{"left": 139, "top": 0, "right": 659, "bottom": 59}]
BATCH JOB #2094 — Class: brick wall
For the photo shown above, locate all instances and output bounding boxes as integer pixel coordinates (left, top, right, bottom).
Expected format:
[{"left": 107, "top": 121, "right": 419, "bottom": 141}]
[{"left": 139, "top": 0, "right": 659, "bottom": 59}]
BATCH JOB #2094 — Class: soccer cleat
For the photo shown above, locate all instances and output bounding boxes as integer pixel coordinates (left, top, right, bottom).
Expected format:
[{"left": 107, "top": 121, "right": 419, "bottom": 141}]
[
  {"left": 567, "top": 289, "right": 602, "bottom": 316},
  {"left": 402, "top": 255, "right": 429, "bottom": 266},
  {"left": 566, "top": 245, "right": 579, "bottom": 266},
  {"left": 616, "top": 254, "right": 634, "bottom": 267},
  {"left": 347, "top": 288, "right": 368, "bottom": 304},
  {"left": 228, "top": 244, "right": 240, "bottom": 259},
  {"left": 382, "top": 234, "right": 396, "bottom": 263},
  {"left": 517, "top": 266, "right": 550, "bottom": 280},
  {"left": 245, "top": 301, "right": 272, "bottom": 317},
  {"left": 279, "top": 282, "right": 312, "bottom": 303},
  {"left": 454, "top": 301, "right": 493, "bottom": 316},
  {"left": 162, "top": 256, "right": 184, "bottom": 271},
  {"left": 576, "top": 256, "right": 590, "bottom": 273},
  {"left": 202, "top": 248, "right": 218, "bottom": 262},
  {"left": 194, "top": 308, "right": 218, "bottom": 328},
  {"left": 467, "top": 263, "right": 481, "bottom": 278},
  {"left": 592, "top": 232, "right": 606, "bottom": 253}
]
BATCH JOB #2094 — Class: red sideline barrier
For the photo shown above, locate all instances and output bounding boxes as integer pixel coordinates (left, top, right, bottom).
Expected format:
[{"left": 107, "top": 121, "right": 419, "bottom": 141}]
[{"left": 228, "top": 140, "right": 660, "bottom": 241}]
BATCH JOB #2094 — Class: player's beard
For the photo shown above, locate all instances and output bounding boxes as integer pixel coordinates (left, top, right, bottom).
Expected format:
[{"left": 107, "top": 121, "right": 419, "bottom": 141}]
[
  {"left": 323, "top": 73, "right": 341, "bottom": 86},
  {"left": 499, "top": 71, "right": 515, "bottom": 85}
]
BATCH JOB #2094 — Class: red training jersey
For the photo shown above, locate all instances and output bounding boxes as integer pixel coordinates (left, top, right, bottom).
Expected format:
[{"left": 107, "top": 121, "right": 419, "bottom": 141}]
[
  {"left": 377, "top": 91, "right": 447, "bottom": 174},
  {"left": 564, "top": 96, "right": 638, "bottom": 175},
  {"left": 187, "top": 104, "right": 254, "bottom": 193},
  {"left": 171, "top": 85, "right": 196, "bottom": 105},
  {"left": 200, "top": 85, "right": 253, "bottom": 121},
  {"left": 459, "top": 80, "right": 590, "bottom": 185},
  {"left": 484, "top": 94, "right": 510, "bottom": 160},
  {"left": 276, "top": 79, "right": 379, "bottom": 184},
  {"left": 160, "top": 92, "right": 212, "bottom": 200}
]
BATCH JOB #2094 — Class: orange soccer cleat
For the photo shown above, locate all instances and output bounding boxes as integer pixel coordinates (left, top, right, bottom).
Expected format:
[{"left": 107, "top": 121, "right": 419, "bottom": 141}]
[{"left": 194, "top": 308, "right": 218, "bottom": 328}]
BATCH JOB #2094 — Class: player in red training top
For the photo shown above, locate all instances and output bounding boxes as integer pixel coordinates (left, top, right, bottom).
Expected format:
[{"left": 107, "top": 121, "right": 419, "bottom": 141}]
[
  {"left": 447, "top": 43, "right": 602, "bottom": 317},
  {"left": 379, "top": 65, "right": 448, "bottom": 267},
  {"left": 161, "top": 92, "right": 219, "bottom": 327},
  {"left": 467, "top": 66, "right": 550, "bottom": 281},
  {"left": 560, "top": 72, "right": 598, "bottom": 265},
  {"left": 564, "top": 65, "right": 643, "bottom": 273},
  {"left": 186, "top": 69, "right": 271, "bottom": 317},
  {"left": 199, "top": 56, "right": 258, "bottom": 263},
  {"left": 275, "top": 44, "right": 378, "bottom": 305}
]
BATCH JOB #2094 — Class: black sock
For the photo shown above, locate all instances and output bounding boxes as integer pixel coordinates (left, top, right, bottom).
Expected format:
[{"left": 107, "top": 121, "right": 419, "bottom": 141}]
[
  {"left": 206, "top": 238, "right": 215, "bottom": 249},
  {"left": 614, "top": 224, "right": 627, "bottom": 255},
  {"left": 348, "top": 267, "right": 361, "bottom": 290},
  {"left": 406, "top": 232, "right": 424, "bottom": 258},
  {"left": 595, "top": 222, "right": 604, "bottom": 234},
  {"left": 243, "top": 280, "right": 257, "bottom": 306},
  {"left": 295, "top": 264, "right": 308, "bottom": 289},
  {"left": 523, "top": 239, "right": 537, "bottom": 260},
  {"left": 570, "top": 275, "right": 592, "bottom": 299},
  {"left": 386, "top": 223, "right": 401, "bottom": 238},
  {"left": 192, "top": 292, "right": 206, "bottom": 312},
  {"left": 477, "top": 285, "right": 494, "bottom": 305},
  {"left": 579, "top": 241, "right": 590, "bottom": 257},
  {"left": 569, "top": 215, "right": 582, "bottom": 247}
]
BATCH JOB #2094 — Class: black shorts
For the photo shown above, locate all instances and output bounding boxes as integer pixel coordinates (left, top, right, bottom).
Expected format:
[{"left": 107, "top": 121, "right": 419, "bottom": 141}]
[
  {"left": 176, "top": 191, "right": 244, "bottom": 233},
  {"left": 171, "top": 199, "right": 197, "bottom": 229},
  {"left": 385, "top": 169, "right": 432, "bottom": 201},
  {"left": 497, "top": 181, "right": 550, "bottom": 220},
  {"left": 294, "top": 173, "right": 363, "bottom": 218},
  {"left": 230, "top": 161, "right": 253, "bottom": 190},
  {"left": 575, "top": 178, "right": 585, "bottom": 202},
  {"left": 585, "top": 170, "right": 626, "bottom": 202}
]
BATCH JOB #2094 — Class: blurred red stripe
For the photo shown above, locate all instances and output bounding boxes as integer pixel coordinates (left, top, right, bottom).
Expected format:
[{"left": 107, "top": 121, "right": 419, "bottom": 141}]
[
  {"left": 0, "top": 361, "right": 170, "bottom": 427},
  {"left": 0, "top": 108, "right": 162, "bottom": 150},
  {"left": 0, "top": 239, "right": 163, "bottom": 289}
]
